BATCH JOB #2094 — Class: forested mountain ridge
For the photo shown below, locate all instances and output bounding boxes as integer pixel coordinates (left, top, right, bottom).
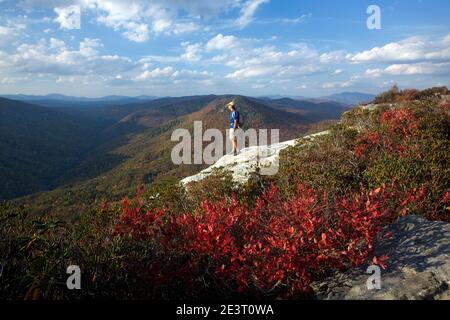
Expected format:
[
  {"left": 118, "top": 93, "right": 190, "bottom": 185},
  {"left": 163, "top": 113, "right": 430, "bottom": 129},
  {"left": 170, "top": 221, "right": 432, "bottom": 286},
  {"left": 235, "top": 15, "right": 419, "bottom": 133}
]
[{"left": 0, "top": 98, "right": 105, "bottom": 199}]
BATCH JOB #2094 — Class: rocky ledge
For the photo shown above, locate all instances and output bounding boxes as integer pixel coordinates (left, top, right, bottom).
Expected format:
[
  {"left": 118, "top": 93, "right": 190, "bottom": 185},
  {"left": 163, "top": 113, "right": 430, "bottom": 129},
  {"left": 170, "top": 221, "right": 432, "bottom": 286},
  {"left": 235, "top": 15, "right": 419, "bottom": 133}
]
[
  {"left": 181, "top": 130, "right": 330, "bottom": 185},
  {"left": 180, "top": 103, "right": 389, "bottom": 186},
  {"left": 312, "top": 215, "right": 450, "bottom": 300}
]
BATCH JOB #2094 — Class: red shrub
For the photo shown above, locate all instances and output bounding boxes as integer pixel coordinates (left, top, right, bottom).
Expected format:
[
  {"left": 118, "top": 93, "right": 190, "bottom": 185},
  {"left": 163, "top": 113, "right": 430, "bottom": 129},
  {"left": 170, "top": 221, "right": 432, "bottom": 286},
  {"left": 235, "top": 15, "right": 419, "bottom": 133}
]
[
  {"left": 113, "top": 197, "right": 166, "bottom": 239},
  {"left": 380, "top": 108, "right": 420, "bottom": 136},
  {"left": 113, "top": 185, "right": 397, "bottom": 298},
  {"left": 354, "top": 107, "right": 420, "bottom": 159}
]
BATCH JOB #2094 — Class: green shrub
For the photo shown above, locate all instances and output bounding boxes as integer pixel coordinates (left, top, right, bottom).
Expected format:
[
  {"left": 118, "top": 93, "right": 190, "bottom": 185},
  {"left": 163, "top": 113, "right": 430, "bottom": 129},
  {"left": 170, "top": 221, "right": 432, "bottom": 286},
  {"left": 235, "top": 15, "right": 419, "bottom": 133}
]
[
  {"left": 274, "top": 125, "right": 362, "bottom": 197},
  {"left": 0, "top": 202, "right": 75, "bottom": 299}
]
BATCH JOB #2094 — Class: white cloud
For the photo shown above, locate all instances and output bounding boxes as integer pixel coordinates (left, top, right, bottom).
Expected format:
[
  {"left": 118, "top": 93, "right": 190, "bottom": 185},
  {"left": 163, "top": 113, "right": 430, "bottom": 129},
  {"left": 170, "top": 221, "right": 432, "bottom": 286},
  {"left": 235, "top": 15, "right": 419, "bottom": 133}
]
[
  {"left": 122, "top": 22, "right": 149, "bottom": 42},
  {"left": 0, "top": 23, "right": 25, "bottom": 47},
  {"left": 0, "top": 37, "right": 133, "bottom": 78},
  {"left": 236, "top": 0, "right": 270, "bottom": 28},
  {"left": 206, "top": 34, "right": 240, "bottom": 51},
  {"left": 171, "top": 21, "right": 199, "bottom": 35},
  {"left": 14, "top": 0, "right": 273, "bottom": 43},
  {"left": 0, "top": 26, "right": 11, "bottom": 37},
  {"left": 88, "top": 1, "right": 202, "bottom": 40},
  {"left": 322, "top": 82, "right": 336, "bottom": 89},
  {"left": 86, "top": 1, "right": 150, "bottom": 41},
  {"left": 226, "top": 65, "right": 276, "bottom": 79},
  {"left": 172, "top": 69, "right": 212, "bottom": 79},
  {"left": 319, "top": 51, "right": 347, "bottom": 64},
  {"left": 180, "top": 42, "right": 203, "bottom": 61},
  {"left": 0, "top": 26, "right": 15, "bottom": 46},
  {"left": 255, "top": 13, "right": 312, "bottom": 25},
  {"left": 45, "top": 0, "right": 254, "bottom": 42},
  {"left": 364, "top": 62, "right": 450, "bottom": 77},
  {"left": 215, "top": 37, "right": 332, "bottom": 80},
  {"left": 54, "top": 5, "right": 81, "bottom": 30},
  {"left": 350, "top": 34, "right": 450, "bottom": 64},
  {"left": 0, "top": 76, "right": 28, "bottom": 85},
  {"left": 135, "top": 66, "right": 212, "bottom": 82},
  {"left": 49, "top": 37, "right": 66, "bottom": 50},
  {"left": 135, "top": 66, "right": 174, "bottom": 80}
]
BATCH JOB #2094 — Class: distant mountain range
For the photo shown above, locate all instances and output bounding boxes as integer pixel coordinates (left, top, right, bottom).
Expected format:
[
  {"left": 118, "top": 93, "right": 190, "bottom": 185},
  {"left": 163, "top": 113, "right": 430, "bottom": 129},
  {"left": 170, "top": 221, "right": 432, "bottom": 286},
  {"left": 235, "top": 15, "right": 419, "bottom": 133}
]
[
  {"left": 258, "top": 92, "right": 375, "bottom": 106},
  {"left": 0, "top": 94, "right": 160, "bottom": 109},
  {"left": 320, "top": 92, "right": 376, "bottom": 106},
  {"left": 1, "top": 91, "right": 375, "bottom": 108},
  {"left": 0, "top": 94, "right": 358, "bottom": 217},
  {"left": 0, "top": 93, "right": 159, "bottom": 102}
]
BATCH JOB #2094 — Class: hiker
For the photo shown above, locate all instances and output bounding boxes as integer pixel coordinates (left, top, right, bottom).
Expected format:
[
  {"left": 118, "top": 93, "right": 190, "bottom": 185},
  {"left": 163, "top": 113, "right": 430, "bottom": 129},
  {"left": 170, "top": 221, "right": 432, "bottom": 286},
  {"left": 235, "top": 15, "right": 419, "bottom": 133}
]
[{"left": 227, "top": 101, "right": 240, "bottom": 156}]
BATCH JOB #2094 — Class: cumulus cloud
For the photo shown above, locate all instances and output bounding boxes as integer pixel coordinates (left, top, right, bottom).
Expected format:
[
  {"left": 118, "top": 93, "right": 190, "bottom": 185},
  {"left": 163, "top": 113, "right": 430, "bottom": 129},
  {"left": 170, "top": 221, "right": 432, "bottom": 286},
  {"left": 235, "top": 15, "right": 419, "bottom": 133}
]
[
  {"left": 54, "top": 5, "right": 81, "bottom": 30},
  {"left": 160, "top": 33, "right": 345, "bottom": 84},
  {"left": 135, "top": 66, "right": 212, "bottom": 82},
  {"left": 172, "top": 69, "right": 212, "bottom": 79},
  {"left": 84, "top": 1, "right": 206, "bottom": 41},
  {"left": 135, "top": 66, "right": 174, "bottom": 80},
  {"left": 0, "top": 37, "right": 133, "bottom": 78},
  {"left": 226, "top": 66, "right": 276, "bottom": 79},
  {"left": 205, "top": 35, "right": 333, "bottom": 80},
  {"left": 2, "top": 1, "right": 450, "bottom": 95},
  {"left": 0, "top": 23, "right": 25, "bottom": 47},
  {"left": 206, "top": 34, "right": 241, "bottom": 51},
  {"left": 346, "top": 35, "right": 450, "bottom": 81},
  {"left": 17, "top": 0, "right": 272, "bottom": 42},
  {"left": 180, "top": 42, "right": 203, "bottom": 61},
  {"left": 0, "top": 25, "right": 15, "bottom": 45},
  {"left": 350, "top": 34, "right": 450, "bottom": 64},
  {"left": 364, "top": 62, "right": 450, "bottom": 77},
  {"left": 122, "top": 22, "right": 149, "bottom": 42}
]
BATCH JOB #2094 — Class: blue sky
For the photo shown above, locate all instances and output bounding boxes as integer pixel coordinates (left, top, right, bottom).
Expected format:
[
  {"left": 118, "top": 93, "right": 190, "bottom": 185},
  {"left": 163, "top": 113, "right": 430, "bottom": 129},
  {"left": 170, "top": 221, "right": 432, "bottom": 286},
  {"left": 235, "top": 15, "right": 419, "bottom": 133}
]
[{"left": 0, "top": 0, "right": 449, "bottom": 97}]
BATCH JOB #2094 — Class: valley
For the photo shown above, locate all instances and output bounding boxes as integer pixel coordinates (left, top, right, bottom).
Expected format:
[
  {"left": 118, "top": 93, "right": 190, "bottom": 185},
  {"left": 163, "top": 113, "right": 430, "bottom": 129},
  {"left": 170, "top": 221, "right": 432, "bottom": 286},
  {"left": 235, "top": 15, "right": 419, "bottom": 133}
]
[{"left": 0, "top": 93, "right": 357, "bottom": 218}]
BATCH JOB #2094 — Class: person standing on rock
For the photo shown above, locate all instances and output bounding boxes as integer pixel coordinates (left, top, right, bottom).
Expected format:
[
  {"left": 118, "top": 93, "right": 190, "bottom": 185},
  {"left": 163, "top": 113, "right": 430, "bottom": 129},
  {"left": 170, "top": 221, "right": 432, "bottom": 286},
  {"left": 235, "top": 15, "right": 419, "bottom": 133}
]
[{"left": 227, "top": 101, "right": 240, "bottom": 156}]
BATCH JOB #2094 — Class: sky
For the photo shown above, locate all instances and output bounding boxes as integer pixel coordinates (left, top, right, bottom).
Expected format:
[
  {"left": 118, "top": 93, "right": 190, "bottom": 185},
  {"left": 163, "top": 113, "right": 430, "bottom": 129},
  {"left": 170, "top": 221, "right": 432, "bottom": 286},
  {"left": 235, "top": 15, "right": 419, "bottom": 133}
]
[{"left": 0, "top": 0, "right": 449, "bottom": 97}]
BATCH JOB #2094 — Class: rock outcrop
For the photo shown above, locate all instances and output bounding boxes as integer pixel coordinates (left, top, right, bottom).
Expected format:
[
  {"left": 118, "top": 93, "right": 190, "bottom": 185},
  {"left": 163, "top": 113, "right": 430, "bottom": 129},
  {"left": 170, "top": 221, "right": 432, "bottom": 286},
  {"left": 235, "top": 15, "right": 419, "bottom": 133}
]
[
  {"left": 181, "top": 102, "right": 387, "bottom": 186},
  {"left": 181, "top": 130, "right": 330, "bottom": 185},
  {"left": 312, "top": 215, "right": 450, "bottom": 300}
]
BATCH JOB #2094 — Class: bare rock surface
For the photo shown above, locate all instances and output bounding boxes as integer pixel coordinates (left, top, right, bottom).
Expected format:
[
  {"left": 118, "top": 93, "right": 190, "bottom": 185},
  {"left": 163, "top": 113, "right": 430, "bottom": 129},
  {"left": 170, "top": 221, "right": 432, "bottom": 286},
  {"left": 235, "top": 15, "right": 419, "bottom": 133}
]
[
  {"left": 313, "top": 215, "right": 450, "bottom": 300},
  {"left": 181, "top": 131, "right": 329, "bottom": 185}
]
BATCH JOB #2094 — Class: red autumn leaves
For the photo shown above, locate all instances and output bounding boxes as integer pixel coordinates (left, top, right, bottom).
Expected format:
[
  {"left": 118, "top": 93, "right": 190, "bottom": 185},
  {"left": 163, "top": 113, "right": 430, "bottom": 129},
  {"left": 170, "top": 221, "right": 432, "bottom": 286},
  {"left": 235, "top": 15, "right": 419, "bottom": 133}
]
[
  {"left": 113, "top": 184, "right": 394, "bottom": 297},
  {"left": 354, "top": 108, "right": 420, "bottom": 159}
]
